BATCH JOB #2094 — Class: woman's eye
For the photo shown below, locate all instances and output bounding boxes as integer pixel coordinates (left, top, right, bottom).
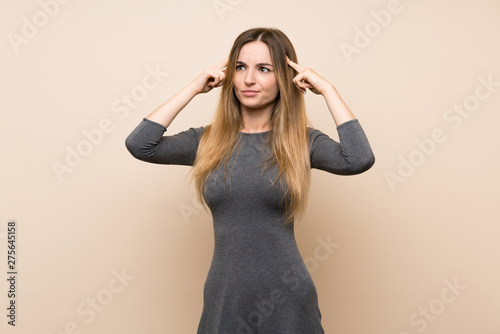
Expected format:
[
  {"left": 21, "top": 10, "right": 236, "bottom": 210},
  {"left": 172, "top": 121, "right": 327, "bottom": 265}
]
[{"left": 235, "top": 65, "right": 270, "bottom": 72}]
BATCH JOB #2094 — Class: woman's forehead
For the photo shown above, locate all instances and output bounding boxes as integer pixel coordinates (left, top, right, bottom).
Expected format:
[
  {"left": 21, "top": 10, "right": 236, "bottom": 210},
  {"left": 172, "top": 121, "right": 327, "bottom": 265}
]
[{"left": 237, "top": 41, "right": 272, "bottom": 63}]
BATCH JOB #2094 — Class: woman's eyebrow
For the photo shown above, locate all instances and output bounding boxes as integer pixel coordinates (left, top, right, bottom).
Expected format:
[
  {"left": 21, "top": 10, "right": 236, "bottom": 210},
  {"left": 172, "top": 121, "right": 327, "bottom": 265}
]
[{"left": 236, "top": 61, "right": 274, "bottom": 67}]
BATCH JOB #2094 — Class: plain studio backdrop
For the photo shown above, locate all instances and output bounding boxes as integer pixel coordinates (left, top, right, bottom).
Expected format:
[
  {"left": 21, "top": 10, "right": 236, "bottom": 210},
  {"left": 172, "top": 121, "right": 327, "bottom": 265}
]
[{"left": 1, "top": 0, "right": 499, "bottom": 333}]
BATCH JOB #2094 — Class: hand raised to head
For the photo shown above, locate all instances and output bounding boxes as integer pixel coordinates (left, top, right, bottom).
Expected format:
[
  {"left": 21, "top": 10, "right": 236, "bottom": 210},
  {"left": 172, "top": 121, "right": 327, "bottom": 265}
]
[
  {"left": 286, "top": 56, "right": 334, "bottom": 95},
  {"left": 192, "top": 59, "right": 228, "bottom": 94}
]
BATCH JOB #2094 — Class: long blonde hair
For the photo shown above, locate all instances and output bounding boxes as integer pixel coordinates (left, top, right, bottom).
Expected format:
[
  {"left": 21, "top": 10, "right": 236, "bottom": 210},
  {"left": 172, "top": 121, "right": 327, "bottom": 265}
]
[{"left": 189, "top": 27, "right": 311, "bottom": 225}]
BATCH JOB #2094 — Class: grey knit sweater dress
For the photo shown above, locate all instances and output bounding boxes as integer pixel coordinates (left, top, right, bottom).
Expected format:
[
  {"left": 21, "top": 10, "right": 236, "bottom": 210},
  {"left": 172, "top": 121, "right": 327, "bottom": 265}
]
[{"left": 125, "top": 117, "right": 375, "bottom": 334}]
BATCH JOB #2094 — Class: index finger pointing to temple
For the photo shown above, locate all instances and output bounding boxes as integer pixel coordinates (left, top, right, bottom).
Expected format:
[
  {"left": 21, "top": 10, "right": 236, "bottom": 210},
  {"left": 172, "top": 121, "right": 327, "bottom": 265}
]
[
  {"left": 286, "top": 56, "right": 304, "bottom": 72},
  {"left": 217, "top": 59, "right": 228, "bottom": 71}
]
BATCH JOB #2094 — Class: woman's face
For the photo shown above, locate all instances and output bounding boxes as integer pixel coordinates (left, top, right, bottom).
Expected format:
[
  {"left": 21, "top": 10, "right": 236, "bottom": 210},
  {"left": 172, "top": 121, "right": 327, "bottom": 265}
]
[{"left": 233, "top": 41, "right": 279, "bottom": 113}]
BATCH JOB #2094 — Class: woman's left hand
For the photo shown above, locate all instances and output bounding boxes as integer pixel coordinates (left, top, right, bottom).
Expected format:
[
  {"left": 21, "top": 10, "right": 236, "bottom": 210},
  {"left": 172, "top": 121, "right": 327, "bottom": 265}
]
[{"left": 286, "top": 57, "right": 334, "bottom": 95}]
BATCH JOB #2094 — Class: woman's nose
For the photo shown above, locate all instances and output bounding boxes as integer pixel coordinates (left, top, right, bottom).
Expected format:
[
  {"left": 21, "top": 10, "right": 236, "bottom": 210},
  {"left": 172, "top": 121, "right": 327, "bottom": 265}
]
[{"left": 244, "top": 69, "right": 256, "bottom": 85}]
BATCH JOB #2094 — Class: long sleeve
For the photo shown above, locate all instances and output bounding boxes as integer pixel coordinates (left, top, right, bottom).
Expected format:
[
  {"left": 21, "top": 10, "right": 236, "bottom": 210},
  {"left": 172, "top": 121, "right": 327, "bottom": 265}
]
[
  {"left": 125, "top": 118, "right": 205, "bottom": 166},
  {"left": 308, "top": 119, "right": 375, "bottom": 175}
]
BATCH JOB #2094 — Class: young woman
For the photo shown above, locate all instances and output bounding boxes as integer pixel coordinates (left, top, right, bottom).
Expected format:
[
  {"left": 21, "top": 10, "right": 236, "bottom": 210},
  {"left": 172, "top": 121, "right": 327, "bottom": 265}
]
[{"left": 126, "top": 27, "right": 375, "bottom": 334}]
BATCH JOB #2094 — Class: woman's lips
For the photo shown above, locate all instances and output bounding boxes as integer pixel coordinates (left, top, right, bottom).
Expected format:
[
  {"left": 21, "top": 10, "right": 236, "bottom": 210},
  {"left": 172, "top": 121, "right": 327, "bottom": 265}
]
[{"left": 241, "top": 90, "right": 259, "bottom": 97}]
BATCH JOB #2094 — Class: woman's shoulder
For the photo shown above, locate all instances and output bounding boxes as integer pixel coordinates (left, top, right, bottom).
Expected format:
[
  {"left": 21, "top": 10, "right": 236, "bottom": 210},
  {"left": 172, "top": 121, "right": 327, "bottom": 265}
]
[
  {"left": 306, "top": 126, "right": 325, "bottom": 141},
  {"left": 188, "top": 125, "right": 207, "bottom": 135}
]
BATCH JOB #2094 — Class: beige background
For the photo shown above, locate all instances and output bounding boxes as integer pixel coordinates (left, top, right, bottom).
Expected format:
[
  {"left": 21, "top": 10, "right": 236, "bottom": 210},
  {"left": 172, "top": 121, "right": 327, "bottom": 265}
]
[{"left": 1, "top": 0, "right": 499, "bottom": 333}]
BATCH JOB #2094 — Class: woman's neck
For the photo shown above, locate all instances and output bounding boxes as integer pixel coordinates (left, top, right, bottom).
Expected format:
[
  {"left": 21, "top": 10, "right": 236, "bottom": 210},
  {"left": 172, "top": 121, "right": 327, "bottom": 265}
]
[{"left": 240, "top": 106, "right": 273, "bottom": 133}]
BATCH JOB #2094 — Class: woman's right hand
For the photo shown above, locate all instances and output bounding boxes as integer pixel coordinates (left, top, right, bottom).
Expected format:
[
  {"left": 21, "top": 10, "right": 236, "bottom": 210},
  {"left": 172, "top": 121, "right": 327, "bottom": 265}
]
[{"left": 191, "top": 59, "right": 228, "bottom": 94}]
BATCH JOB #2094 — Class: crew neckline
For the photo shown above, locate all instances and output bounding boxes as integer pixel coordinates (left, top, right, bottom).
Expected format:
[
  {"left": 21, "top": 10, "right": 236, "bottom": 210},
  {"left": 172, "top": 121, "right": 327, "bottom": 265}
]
[{"left": 239, "top": 129, "right": 272, "bottom": 134}]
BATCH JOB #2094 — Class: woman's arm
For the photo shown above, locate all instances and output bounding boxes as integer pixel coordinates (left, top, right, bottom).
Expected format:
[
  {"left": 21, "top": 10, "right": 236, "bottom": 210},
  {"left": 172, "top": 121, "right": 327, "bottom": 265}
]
[
  {"left": 146, "top": 59, "right": 227, "bottom": 128},
  {"left": 321, "top": 86, "right": 356, "bottom": 127},
  {"left": 308, "top": 121, "right": 375, "bottom": 175},
  {"left": 125, "top": 120, "right": 205, "bottom": 165},
  {"left": 287, "top": 57, "right": 375, "bottom": 173},
  {"left": 286, "top": 57, "right": 355, "bottom": 126},
  {"left": 125, "top": 60, "right": 227, "bottom": 164}
]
